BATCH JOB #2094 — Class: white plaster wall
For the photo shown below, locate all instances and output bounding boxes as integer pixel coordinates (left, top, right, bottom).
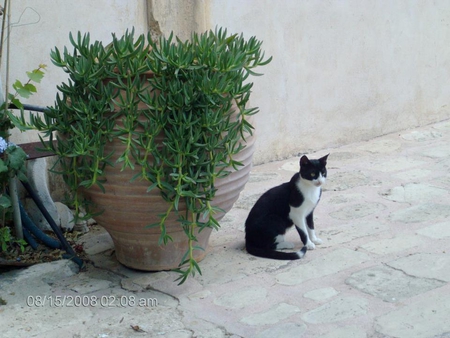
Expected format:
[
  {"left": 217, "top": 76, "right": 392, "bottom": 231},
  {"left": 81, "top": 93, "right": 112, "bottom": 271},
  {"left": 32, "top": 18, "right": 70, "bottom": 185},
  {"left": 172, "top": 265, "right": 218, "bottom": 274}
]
[
  {"left": 3, "top": 0, "right": 450, "bottom": 164},
  {"left": 2, "top": 0, "right": 148, "bottom": 143},
  {"left": 207, "top": 0, "right": 450, "bottom": 163}
]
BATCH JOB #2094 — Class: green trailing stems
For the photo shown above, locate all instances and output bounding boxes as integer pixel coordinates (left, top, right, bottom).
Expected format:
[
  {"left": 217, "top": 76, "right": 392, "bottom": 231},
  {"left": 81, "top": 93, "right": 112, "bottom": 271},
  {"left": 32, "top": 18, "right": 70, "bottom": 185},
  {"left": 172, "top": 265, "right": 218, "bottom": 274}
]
[{"left": 11, "top": 28, "right": 271, "bottom": 283}]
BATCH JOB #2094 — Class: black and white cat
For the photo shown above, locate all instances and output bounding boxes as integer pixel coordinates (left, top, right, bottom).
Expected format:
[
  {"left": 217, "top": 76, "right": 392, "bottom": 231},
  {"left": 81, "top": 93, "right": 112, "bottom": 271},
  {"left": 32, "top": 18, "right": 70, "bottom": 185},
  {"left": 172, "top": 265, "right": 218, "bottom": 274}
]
[{"left": 245, "top": 154, "right": 329, "bottom": 260}]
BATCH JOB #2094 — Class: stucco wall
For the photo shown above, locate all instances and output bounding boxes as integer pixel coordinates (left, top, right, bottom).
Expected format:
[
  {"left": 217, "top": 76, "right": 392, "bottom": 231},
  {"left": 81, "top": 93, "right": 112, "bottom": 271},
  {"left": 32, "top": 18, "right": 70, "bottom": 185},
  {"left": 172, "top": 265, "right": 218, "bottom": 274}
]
[
  {"left": 204, "top": 0, "right": 450, "bottom": 163},
  {"left": 3, "top": 0, "right": 450, "bottom": 164},
  {"left": 2, "top": 0, "right": 148, "bottom": 143}
]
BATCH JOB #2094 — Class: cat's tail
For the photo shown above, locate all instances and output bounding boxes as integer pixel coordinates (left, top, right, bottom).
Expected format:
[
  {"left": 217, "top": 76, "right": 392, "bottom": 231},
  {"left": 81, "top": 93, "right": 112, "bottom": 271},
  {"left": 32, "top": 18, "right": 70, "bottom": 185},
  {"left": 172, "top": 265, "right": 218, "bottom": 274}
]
[{"left": 246, "top": 245, "right": 307, "bottom": 260}]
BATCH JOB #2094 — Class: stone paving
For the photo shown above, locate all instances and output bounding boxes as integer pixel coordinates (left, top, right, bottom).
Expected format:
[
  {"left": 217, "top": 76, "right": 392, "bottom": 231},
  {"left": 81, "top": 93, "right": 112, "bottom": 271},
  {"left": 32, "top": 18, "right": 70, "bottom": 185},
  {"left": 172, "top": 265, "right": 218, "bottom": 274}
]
[{"left": 1, "top": 120, "right": 450, "bottom": 338}]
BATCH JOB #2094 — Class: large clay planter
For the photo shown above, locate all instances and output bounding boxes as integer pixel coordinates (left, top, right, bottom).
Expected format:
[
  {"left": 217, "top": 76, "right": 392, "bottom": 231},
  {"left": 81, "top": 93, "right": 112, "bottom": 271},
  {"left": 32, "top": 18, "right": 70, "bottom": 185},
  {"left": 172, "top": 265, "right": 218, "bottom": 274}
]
[{"left": 83, "top": 113, "right": 255, "bottom": 271}]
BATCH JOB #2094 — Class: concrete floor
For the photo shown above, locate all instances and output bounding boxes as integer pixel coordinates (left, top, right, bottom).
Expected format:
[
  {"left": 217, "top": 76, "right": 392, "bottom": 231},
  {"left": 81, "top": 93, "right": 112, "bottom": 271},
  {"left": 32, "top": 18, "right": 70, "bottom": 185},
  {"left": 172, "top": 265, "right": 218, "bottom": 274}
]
[{"left": 1, "top": 119, "right": 450, "bottom": 338}]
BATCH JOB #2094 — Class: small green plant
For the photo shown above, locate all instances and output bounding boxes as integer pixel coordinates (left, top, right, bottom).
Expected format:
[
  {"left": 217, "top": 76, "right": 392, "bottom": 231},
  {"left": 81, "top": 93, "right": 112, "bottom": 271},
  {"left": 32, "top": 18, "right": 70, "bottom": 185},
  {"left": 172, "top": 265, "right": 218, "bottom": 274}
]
[
  {"left": 0, "top": 64, "right": 45, "bottom": 253},
  {"left": 11, "top": 29, "right": 270, "bottom": 283},
  {"left": 0, "top": 226, "right": 27, "bottom": 253}
]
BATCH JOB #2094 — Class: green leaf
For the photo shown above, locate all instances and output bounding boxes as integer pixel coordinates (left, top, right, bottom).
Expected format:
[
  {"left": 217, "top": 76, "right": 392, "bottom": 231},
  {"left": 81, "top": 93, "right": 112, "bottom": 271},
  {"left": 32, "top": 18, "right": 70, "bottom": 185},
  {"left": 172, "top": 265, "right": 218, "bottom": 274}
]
[
  {"left": 146, "top": 182, "right": 158, "bottom": 193},
  {"left": 27, "top": 69, "right": 45, "bottom": 83},
  {"left": 79, "top": 180, "right": 94, "bottom": 189},
  {"left": 0, "top": 160, "right": 8, "bottom": 173},
  {"left": 12, "top": 80, "right": 32, "bottom": 99},
  {"left": 0, "top": 195, "right": 11, "bottom": 208},
  {"left": 9, "top": 96, "right": 23, "bottom": 109},
  {"left": 24, "top": 83, "right": 37, "bottom": 93},
  {"left": 12, "top": 79, "right": 23, "bottom": 90},
  {"left": 7, "top": 147, "right": 27, "bottom": 171},
  {"left": 145, "top": 222, "right": 161, "bottom": 229},
  {"left": 95, "top": 180, "right": 106, "bottom": 193}
]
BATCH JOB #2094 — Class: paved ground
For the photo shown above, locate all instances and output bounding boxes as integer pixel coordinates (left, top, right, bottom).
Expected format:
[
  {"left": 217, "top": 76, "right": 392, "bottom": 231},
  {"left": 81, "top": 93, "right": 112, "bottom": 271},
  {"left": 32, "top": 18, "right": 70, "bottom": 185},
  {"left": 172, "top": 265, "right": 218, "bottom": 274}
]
[{"left": 1, "top": 119, "right": 450, "bottom": 338}]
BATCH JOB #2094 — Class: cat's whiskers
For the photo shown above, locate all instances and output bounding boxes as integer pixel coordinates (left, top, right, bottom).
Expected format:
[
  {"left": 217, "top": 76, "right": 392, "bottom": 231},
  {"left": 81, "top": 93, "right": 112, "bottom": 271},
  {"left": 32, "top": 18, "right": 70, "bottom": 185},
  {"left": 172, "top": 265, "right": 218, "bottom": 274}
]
[
  {"left": 313, "top": 174, "right": 326, "bottom": 187},
  {"left": 300, "top": 175, "right": 325, "bottom": 188}
]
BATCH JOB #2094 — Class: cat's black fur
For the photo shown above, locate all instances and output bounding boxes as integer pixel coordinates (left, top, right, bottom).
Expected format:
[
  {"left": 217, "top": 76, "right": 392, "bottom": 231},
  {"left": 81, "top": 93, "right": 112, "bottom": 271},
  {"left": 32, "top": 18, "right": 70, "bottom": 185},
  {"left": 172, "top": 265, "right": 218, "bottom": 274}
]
[{"left": 245, "top": 154, "right": 329, "bottom": 260}]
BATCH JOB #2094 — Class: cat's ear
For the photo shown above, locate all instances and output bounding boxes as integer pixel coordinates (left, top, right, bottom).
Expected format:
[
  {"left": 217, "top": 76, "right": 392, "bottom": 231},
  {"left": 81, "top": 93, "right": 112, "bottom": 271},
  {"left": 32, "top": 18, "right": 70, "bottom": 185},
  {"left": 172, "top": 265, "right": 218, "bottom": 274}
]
[
  {"left": 300, "top": 155, "right": 310, "bottom": 167},
  {"left": 319, "top": 154, "right": 329, "bottom": 166}
]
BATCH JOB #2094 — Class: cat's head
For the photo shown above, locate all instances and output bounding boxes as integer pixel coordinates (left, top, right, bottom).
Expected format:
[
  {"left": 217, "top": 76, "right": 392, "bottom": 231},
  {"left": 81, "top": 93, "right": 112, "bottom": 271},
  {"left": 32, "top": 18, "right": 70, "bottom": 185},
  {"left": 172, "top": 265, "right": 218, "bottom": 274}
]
[{"left": 299, "top": 154, "right": 329, "bottom": 187}]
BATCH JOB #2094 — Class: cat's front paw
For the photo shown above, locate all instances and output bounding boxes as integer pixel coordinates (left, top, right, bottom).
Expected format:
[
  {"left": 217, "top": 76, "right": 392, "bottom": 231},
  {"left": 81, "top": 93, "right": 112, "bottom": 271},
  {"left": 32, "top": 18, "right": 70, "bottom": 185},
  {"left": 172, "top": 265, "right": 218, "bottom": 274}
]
[
  {"left": 311, "top": 237, "right": 323, "bottom": 245},
  {"left": 306, "top": 241, "right": 316, "bottom": 250}
]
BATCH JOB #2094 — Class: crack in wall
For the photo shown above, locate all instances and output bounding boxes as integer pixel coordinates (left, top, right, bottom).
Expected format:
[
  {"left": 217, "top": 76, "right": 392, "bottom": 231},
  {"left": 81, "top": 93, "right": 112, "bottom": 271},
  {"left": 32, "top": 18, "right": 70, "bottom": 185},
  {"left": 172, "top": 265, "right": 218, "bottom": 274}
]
[{"left": 146, "top": 0, "right": 162, "bottom": 41}]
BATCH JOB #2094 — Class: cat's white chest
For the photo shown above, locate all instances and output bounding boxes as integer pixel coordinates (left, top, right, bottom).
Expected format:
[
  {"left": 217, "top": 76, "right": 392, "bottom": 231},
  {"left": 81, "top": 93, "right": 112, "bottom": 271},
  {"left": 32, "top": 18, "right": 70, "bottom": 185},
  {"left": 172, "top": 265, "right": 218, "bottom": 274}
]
[
  {"left": 290, "top": 180, "right": 321, "bottom": 219},
  {"left": 298, "top": 180, "right": 321, "bottom": 204}
]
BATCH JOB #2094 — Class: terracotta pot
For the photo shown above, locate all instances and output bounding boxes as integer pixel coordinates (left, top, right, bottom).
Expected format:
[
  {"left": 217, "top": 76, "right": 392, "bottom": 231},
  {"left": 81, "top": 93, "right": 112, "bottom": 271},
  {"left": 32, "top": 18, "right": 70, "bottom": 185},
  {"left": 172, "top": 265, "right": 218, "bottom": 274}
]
[{"left": 83, "top": 114, "right": 255, "bottom": 271}]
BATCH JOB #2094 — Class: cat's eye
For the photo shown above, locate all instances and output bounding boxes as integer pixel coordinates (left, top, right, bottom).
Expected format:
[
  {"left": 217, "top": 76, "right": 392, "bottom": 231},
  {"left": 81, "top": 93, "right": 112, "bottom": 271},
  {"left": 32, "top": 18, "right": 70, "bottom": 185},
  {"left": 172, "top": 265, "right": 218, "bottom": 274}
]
[{"left": 310, "top": 173, "right": 316, "bottom": 178}]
